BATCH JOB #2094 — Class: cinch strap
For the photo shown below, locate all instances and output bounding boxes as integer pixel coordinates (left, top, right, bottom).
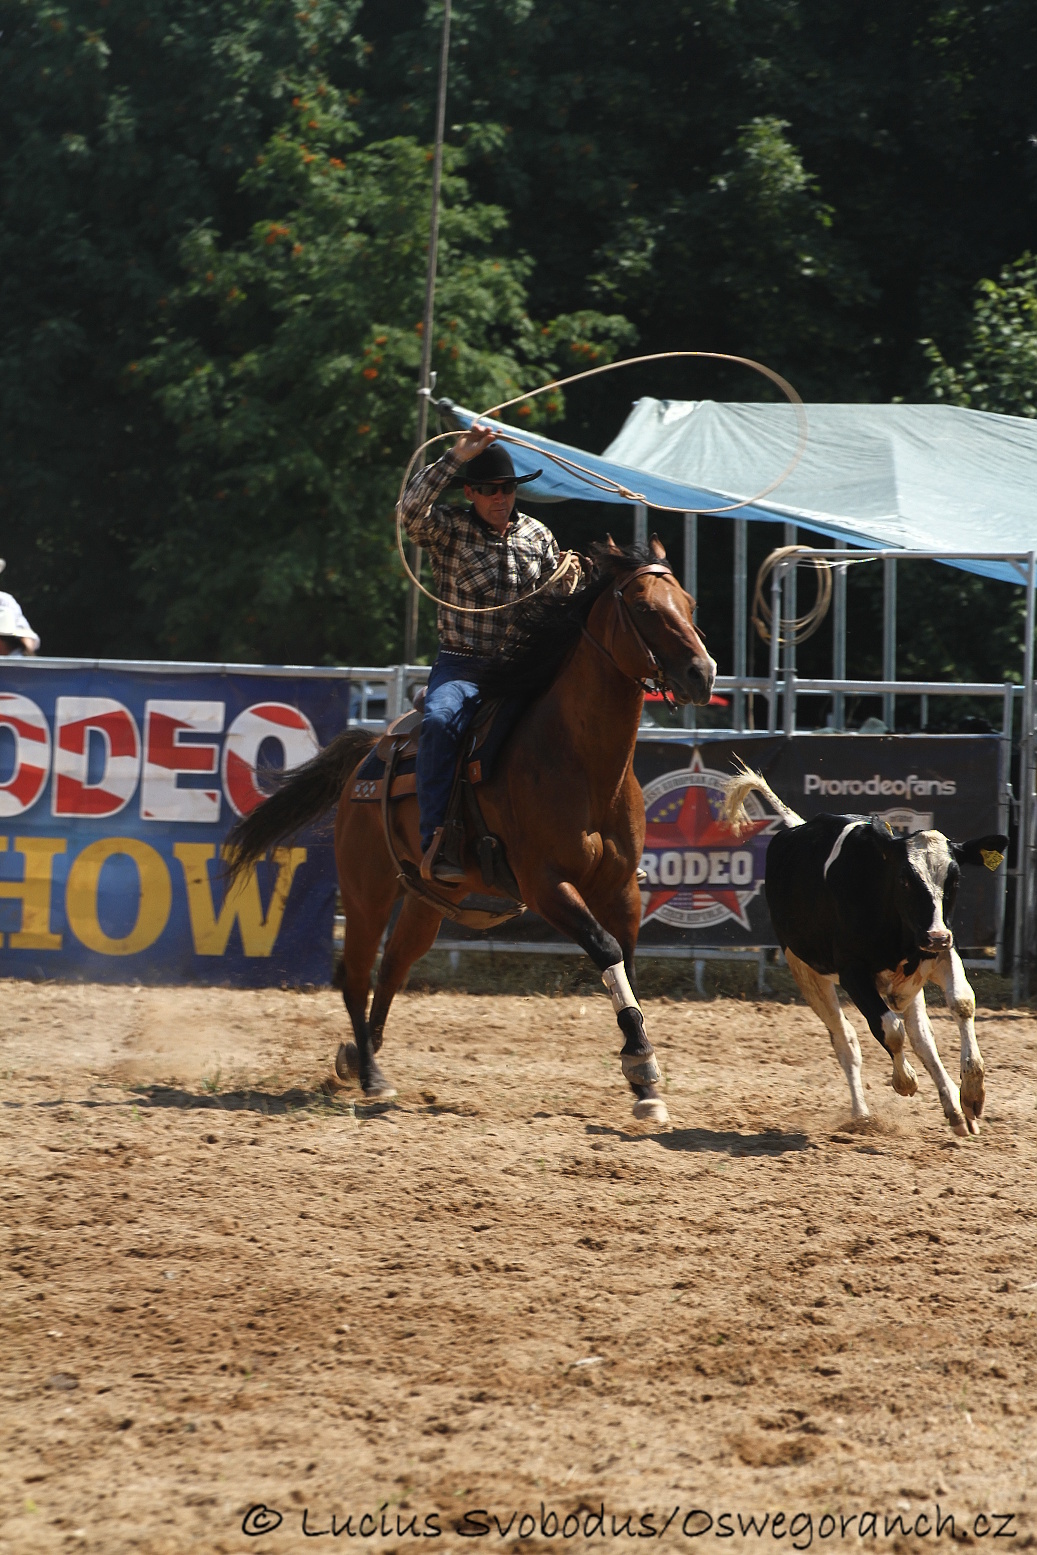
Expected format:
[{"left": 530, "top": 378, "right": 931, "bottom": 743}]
[
  {"left": 823, "top": 820, "right": 867, "bottom": 881},
  {"left": 602, "top": 961, "right": 643, "bottom": 1016}
]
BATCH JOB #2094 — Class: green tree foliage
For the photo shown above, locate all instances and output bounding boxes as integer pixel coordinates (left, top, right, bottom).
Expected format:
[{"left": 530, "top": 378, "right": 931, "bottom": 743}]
[
  {"left": 925, "top": 254, "right": 1037, "bottom": 419},
  {"left": 0, "top": 0, "right": 625, "bottom": 659},
  {"left": 138, "top": 122, "right": 629, "bottom": 661},
  {"left": 355, "top": 0, "right": 1037, "bottom": 409},
  {"left": 0, "top": 0, "right": 363, "bottom": 655},
  {"left": 4, "top": 0, "right": 1037, "bottom": 674}
]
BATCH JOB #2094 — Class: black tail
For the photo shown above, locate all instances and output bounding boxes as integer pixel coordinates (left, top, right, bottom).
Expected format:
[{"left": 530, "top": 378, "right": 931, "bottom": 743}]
[{"left": 225, "top": 727, "right": 377, "bottom": 881}]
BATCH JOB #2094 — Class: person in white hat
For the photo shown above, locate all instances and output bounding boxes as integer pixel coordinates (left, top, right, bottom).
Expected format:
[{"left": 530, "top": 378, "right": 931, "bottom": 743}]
[{"left": 0, "top": 589, "right": 40, "bottom": 656}]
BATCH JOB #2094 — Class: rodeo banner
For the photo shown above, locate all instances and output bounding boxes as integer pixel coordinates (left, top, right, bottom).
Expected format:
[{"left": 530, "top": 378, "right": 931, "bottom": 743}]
[
  {"left": 0, "top": 662, "right": 350, "bottom": 986},
  {"left": 467, "top": 733, "right": 1006, "bottom": 954}
]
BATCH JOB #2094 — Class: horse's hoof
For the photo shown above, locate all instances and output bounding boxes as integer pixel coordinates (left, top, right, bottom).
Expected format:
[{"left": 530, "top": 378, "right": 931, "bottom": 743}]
[
  {"left": 949, "top": 1114, "right": 970, "bottom": 1138},
  {"left": 336, "top": 1042, "right": 359, "bottom": 1081},
  {"left": 363, "top": 1079, "right": 398, "bottom": 1101},
  {"left": 632, "top": 1097, "right": 669, "bottom": 1125},
  {"left": 362, "top": 1060, "right": 397, "bottom": 1100},
  {"left": 891, "top": 1060, "right": 918, "bottom": 1097}
]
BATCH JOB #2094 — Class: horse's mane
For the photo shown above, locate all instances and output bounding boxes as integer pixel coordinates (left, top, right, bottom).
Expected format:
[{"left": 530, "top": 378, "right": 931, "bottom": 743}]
[{"left": 478, "top": 541, "right": 662, "bottom": 703}]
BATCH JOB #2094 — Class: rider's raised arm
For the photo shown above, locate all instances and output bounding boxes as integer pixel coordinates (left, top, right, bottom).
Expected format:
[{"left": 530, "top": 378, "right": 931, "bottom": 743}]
[{"left": 399, "top": 445, "right": 467, "bottom": 547}]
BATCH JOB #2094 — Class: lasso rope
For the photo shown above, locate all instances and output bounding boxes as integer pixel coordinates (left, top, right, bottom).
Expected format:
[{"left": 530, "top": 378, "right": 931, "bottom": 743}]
[
  {"left": 751, "top": 545, "right": 834, "bottom": 647},
  {"left": 395, "top": 350, "right": 808, "bottom": 617}
]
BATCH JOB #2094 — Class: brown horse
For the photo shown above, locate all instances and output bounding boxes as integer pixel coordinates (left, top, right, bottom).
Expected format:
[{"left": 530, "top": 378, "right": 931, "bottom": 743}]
[{"left": 227, "top": 538, "right": 716, "bottom": 1122}]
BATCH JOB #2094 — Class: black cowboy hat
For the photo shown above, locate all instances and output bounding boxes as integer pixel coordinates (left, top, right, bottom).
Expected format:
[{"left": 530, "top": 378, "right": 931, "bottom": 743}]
[{"left": 458, "top": 442, "right": 542, "bottom": 486}]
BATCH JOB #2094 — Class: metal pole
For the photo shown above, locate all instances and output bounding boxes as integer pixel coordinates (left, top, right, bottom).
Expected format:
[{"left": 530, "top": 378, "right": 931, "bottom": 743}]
[
  {"left": 733, "top": 517, "right": 747, "bottom": 733},
  {"left": 783, "top": 522, "right": 797, "bottom": 677},
  {"left": 882, "top": 555, "right": 897, "bottom": 730},
  {"left": 783, "top": 561, "right": 795, "bottom": 739},
  {"left": 996, "top": 682, "right": 1014, "bottom": 976},
  {"left": 403, "top": 0, "right": 452, "bottom": 665},
  {"left": 833, "top": 538, "right": 847, "bottom": 731},
  {"left": 683, "top": 512, "right": 698, "bottom": 732},
  {"left": 1013, "top": 552, "right": 1036, "bottom": 1002},
  {"left": 633, "top": 502, "right": 648, "bottom": 549},
  {"left": 767, "top": 561, "right": 782, "bottom": 734}
]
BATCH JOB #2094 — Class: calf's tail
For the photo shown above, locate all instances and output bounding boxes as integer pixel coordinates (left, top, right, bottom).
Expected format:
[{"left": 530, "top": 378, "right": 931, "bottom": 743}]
[
  {"left": 225, "top": 727, "right": 377, "bottom": 881},
  {"left": 722, "top": 758, "right": 806, "bottom": 835}
]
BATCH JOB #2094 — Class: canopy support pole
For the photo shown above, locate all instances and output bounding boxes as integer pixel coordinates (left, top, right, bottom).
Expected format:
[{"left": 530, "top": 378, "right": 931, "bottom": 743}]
[
  {"left": 733, "top": 517, "right": 747, "bottom": 733},
  {"left": 633, "top": 502, "right": 648, "bottom": 549},
  {"left": 832, "top": 539, "right": 847, "bottom": 731},
  {"left": 783, "top": 524, "right": 797, "bottom": 735},
  {"left": 1013, "top": 550, "right": 1036, "bottom": 1003},
  {"left": 883, "top": 557, "right": 897, "bottom": 730},
  {"left": 768, "top": 562, "right": 782, "bottom": 734},
  {"left": 404, "top": 0, "right": 452, "bottom": 665},
  {"left": 683, "top": 512, "right": 698, "bottom": 731}
]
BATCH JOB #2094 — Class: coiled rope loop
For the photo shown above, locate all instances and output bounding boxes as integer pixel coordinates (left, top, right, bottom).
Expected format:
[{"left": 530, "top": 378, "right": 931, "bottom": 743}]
[
  {"left": 751, "top": 545, "right": 833, "bottom": 647},
  {"left": 396, "top": 350, "right": 807, "bottom": 618}
]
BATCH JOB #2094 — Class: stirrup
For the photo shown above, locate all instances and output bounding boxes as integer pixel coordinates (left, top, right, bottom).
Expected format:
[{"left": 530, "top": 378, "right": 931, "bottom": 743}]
[
  {"left": 420, "top": 829, "right": 466, "bottom": 884},
  {"left": 420, "top": 828, "right": 445, "bottom": 882}
]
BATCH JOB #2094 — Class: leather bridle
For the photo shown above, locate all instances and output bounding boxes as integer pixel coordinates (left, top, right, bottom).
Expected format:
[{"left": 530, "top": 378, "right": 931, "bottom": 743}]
[{"left": 581, "top": 562, "right": 686, "bottom": 707}]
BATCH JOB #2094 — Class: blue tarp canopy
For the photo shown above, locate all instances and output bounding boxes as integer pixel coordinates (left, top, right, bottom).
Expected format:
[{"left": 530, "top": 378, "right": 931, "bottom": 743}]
[{"left": 442, "top": 398, "right": 1037, "bottom": 586}]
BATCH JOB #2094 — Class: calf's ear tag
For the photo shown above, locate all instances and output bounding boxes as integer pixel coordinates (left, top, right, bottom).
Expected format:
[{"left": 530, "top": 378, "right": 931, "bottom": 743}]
[{"left": 981, "top": 848, "right": 1004, "bottom": 872}]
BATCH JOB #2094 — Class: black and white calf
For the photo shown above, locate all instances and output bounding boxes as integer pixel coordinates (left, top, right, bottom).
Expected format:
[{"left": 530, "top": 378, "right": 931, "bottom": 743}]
[{"left": 723, "top": 769, "right": 1008, "bottom": 1136}]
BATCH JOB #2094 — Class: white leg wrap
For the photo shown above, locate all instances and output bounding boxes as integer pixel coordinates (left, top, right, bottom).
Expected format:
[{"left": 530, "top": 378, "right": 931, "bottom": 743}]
[{"left": 602, "top": 961, "right": 643, "bottom": 1017}]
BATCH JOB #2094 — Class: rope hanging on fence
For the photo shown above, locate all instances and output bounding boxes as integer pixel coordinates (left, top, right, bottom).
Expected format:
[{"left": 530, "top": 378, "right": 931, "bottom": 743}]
[
  {"left": 395, "top": 350, "right": 808, "bottom": 618},
  {"left": 751, "top": 545, "right": 834, "bottom": 647}
]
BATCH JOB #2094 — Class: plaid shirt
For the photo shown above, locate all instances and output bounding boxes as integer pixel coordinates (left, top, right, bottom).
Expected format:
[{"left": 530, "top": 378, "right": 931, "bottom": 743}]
[{"left": 401, "top": 447, "right": 560, "bottom": 657}]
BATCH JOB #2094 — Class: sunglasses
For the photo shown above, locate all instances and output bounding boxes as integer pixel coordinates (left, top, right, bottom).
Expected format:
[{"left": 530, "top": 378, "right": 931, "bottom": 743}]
[{"left": 470, "top": 480, "right": 518, "bottom": 496}]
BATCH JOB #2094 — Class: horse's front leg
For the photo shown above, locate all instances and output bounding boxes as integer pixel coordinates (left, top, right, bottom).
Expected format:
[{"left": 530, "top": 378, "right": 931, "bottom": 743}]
[{"left": 532, "top": 874, "right": 668, "bottom": 1125}]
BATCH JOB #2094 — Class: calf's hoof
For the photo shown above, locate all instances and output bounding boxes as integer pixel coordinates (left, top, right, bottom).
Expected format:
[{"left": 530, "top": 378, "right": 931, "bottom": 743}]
[
  {"left": 960, "top": 1062, "right": 985, "bottom": 1117},
  {"left": 891, "top": 1058, "right": 918, "bottom": 1097},
  {"left": 632, "top": 1097, "right": 669, "bottom": 1125},
  {"left": 336, "top": 1041, "right": 360, "bottom": 1081}
]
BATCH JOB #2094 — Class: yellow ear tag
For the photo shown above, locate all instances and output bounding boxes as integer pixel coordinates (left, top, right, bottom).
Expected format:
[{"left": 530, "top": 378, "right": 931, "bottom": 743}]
[{"left": 981, "top": 849, "right": 1004, "bottom": 872}]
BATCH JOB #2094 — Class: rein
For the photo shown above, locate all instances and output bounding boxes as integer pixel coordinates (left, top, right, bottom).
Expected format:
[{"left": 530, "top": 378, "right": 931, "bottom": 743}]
[{"left": 581, "top": 562, "right": 682, "bottom": 706}]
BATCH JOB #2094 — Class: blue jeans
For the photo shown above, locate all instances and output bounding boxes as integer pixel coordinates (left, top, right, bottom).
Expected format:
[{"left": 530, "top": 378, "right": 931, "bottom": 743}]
[{"left": 416, "top": 652, "right": 488, "bottom": 851}]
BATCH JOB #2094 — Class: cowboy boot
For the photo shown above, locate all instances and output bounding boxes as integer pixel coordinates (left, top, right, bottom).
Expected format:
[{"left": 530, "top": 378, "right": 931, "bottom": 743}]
[{"left": 420, "top": 823, "right": 467, "bottom": 885}]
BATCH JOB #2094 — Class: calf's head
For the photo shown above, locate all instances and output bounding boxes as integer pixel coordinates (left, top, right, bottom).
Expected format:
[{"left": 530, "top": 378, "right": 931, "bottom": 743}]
[{"left": 873, "top": 823, "right": 1008, "bottom": 951}]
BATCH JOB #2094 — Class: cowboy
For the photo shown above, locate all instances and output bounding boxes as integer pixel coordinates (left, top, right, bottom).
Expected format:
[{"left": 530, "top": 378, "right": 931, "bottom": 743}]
[{"left": 400, "top": 423, "right": 559, "bottom": 882}]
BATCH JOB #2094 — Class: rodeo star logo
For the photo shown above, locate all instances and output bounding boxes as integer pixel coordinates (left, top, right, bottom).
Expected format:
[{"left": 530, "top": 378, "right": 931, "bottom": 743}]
[{"left": 640, "top": 751, "right": 781, "bottom": 929}]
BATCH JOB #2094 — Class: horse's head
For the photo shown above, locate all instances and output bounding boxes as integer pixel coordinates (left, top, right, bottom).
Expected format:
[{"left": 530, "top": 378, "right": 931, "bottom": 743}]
[{"left": 589, "top": 535, "right": 717, "bottom": 706}]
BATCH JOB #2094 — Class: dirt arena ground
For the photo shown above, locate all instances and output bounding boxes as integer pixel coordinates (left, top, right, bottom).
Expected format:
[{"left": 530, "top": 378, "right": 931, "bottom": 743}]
[{"left": 2, "top": 966, "right": 1037, "bottom": 1555}]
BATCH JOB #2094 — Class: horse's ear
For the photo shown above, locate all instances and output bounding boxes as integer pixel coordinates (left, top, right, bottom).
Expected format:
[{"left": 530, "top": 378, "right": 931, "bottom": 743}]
[
  {"left": 604, "top": 533, "right": 623, "bottom": 555},
  {"left": 649, "top": 532, "right": 666, "bottom": 560}
]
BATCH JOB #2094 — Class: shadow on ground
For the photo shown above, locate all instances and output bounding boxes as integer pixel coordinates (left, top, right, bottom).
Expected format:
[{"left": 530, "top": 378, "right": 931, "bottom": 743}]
[{"left": 587, "top": 1122, "right": 813, "bottom": 1156}]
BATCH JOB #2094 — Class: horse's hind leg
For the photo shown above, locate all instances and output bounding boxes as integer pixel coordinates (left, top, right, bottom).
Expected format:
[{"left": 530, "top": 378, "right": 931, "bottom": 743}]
[
  {"left": 368, "top": 897, "right": 443, "bottom": 1055},
  {"left": 334, "top": 802, "right": 401, "bottom": 1099},
  {"left": 337, "top": 893, "right": 399, "bottom": 1098},
  {"left": 784, "top": 950, "right": 869, "bottom": 1121}
]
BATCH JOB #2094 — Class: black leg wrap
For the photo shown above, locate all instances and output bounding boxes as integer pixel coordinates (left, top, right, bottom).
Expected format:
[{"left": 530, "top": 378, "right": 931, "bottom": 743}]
[{"left": 617, "top": 1005, "right": 651, "bottom": 1055}]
